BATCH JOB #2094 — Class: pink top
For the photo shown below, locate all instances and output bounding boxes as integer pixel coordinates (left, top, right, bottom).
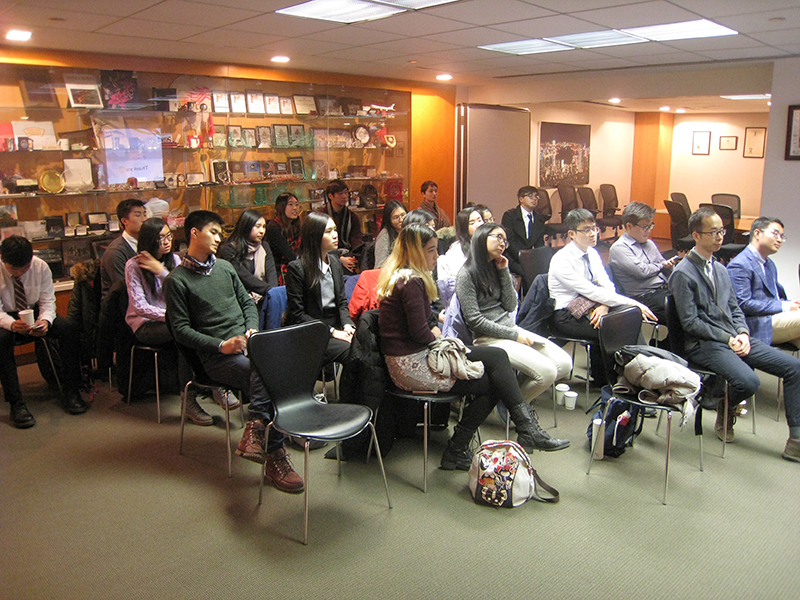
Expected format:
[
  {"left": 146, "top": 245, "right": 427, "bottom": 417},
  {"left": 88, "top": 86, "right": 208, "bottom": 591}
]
[{"left": 124, "top": 254, "right": 178, "bottom": 333}]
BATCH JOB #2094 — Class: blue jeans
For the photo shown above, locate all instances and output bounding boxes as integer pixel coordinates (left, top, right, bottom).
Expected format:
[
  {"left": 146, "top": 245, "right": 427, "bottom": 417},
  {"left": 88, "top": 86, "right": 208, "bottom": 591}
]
[{"left": 687, "top": 338, "right": 800, "bottom": 428}]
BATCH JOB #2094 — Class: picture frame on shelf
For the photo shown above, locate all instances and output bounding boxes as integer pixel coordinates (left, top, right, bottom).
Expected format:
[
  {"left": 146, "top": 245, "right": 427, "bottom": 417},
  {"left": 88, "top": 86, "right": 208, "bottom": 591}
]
[
  {"left": 265, "top": 94, "right": 281, "bottom": 115},
  {"left": 275, "top": 161, "right": 289, "bottom": 175},
  {"left": 312, "top": 128, "right": 328, "bottom": 148},
  {"left": 211, "top": 160, "right": 231, "bottom": 184},
  {"left": 785, "top": 105, "right": 800, "bottom": 160},
  {"left": 743, "top": 127, "right": 766, "bottom": 159},
  {"left": 163, "top": 173, "right": 176, "bottom": 187},
  {"left": 228, "top": 125, "right": 243, "bottom": 147},
  {"left": 229, "top": 92, "right": 247, "bottom": 113},
  {"left": 279, "top": 97, "right": 294, "bottom": 115},
  {"left": 64, "top": 74, "right": 103, "bottom": 109},
  {"left": 719, "top": 136, "right": 738, "bottom": 151},
  {"left": 288, "top": 157, "right": 304, "bottom": 178},
  {"left": 339, "top": 97, "right": 362, "bottom": 116},
  {"left": 261, "top": 161, "right": 275, "bottom": 177},
  {"left": 245, "top": 161, "right": 261, "bottom": 179},
  {"left": 256, "top": 126, "right": 272, "bottom": 148},
  {"left": 246, "top": 90, "right": 266, "bottom": 114},
  {"left": 152, "top": 87, "right": 178, "bottom": 112},
  {"left": 329, "top": 129, "right": 351, "bottom": 148},
  {"left": 186, "top": 172, "right": 204, "bottom": 185},
  {"left": 242, "top": 128, "right": 257, "bottom": 148},
  {"left": 212, "top": 91, "right": 230, "bottom": 113},
  {"left": 18, "top": 68, "right": 60, "bottom": 108},
  {"left": 293, "top": 95, "right": 317, "bottom": 115},
  {"left": 85, "top": 213, "right": 107, "bottom": 232},
  {"left": 273, "top": 124, "right": 290, "bottom": 147},
  {"left": 692, "top": 131, "right": 711, "bottom": 155},
  {"left": 289, "top": 124, "right": 305, "bottom": 147},
  {"left": 212, "top": 126, "right": 227, "bottom": 148},
  {"left": 230, "top": 161, "right": 246, "bottom": 182},
  {"left": 316, "top": 95, "right": 342, "bottom": 116}
]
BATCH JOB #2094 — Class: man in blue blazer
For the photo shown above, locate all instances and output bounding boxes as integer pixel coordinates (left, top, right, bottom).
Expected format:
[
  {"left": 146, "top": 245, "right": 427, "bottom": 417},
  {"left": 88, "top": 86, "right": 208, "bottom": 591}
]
[
  {"left": 670, "top": 207, "right": 800, "bottom": 461},
  {"left": 728, "top": 217, "right": 800, "bottom": 348},
  {"left": 501, "top": 185, "right": 546, "bottom": 287}
]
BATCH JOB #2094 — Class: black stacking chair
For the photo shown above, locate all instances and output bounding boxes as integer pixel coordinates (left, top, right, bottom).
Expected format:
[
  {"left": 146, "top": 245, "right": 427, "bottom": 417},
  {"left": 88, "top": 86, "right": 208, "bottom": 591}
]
[
  {"left": 519, "top": 245, "right": 555, "bottom": 296},
  {"left": 248, "top": 321, "right": 392, "bottom": 544}
]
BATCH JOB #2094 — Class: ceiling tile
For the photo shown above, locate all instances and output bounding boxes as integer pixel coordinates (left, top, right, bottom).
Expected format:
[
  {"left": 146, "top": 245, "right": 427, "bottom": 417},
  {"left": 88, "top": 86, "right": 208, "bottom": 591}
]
[
  {"left": 17, "top": 0, "right": 163, "bottom": 16},
  {"left": 659, "top": 35, "right": 772, "bottom": 53},
  {"left": 588, "top": 41, "right": 695, "bottom": 58},
  {"left": 188, "top": 0, "right": 295, "bottom": 10},
  {"left": 416, "top": 46, "right": 505, "bottom": 62},
  {"left": 96, "top": 18, "right": 210, "bottom": 41},
  {"left": 354, "top": 12, "right": 472, "bottom": 36},
  {"left": 633, "top": 51, "right": 712, "bottom": 65},
  {"left": 490, "top": 14, "right": 605, "bottom": 38},
  {"left": 225, "top": 12, "right": 342, "bottom": 36},
  {"left": 0, "top": 5, "right": 118, "bottom": 31},
  {"left": 749, "top": 28, "right": 800, "bottom": 45},
  {"left": 696, "top": 46, "right": 790, "bottom": 61},
  {"left": 715, "top": 7, "right": 800, "bottom": 34},
  {"left": 180, "top": 28, "right": 285, "bottom": 48},
  {"left": 573, "top": 0, "right": 699, "bottom": 29},
  {"left": 256, "top": 37, "right": 348, "bottom": 55},
  {"left": 418, "top": 26, "right": 521, "bottom": 46},
  {"left": 556, "top": 57, "right": 641, "bottom": 70},
  {"left": 667, "top": 0, "right": 800, "bottom": 19},
  {"left": 366, "top": 37, "right": 458, "bottom": 54},
  {"left": 521, "top": 0, "right": 647, "bottom": 12},
  {"left": 312, "top": 25, "right": 405, "bottom": 46},
  {"left": 318, "top": 46, "right": 404, "bottom": 62},
  {"left": 129, "top": 0, "right": 262, "bottom": 28},
  {"left": 423, "top": 0, "right": 554, "bottom": 26}
]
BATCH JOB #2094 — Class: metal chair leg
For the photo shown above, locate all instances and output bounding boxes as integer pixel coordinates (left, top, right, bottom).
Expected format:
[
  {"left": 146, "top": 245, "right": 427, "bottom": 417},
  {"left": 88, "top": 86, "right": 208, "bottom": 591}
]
[
  {"left": 179, "top": 381, "right": 190, "bottom": 455},
  {"left": 153, "top": 350, "right": 161, "bottom": 424},
  {"left": 662, "top": 411, "right": 672, "bottom": 505},
  {"left": 303, "top": 440, "right": 310, "bottom": 545},
  {"left": 423, "top": 400, "right": 429, "bottom": 493},
  {"left": 39, "top": 340, "right": 63, "bottom": 395},
  {"left": 127, "top": 346, "right": 135, "bottom": 404},
  {"left": 368, "top": 422, "right": 392, "bottom": 509},
  {"left": 223, "top": 396, "right": 232, "bottom": 478},
  {"left": 552, "top": 384, "right": 558, "bottom": 428}
]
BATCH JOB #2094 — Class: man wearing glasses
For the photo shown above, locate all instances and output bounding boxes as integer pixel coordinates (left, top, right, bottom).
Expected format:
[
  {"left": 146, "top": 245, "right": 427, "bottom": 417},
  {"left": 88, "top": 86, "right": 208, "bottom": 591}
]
[
  {"left": 549, "top": 208, "right": 657, "bottom": 386},
  {"left": 609, "top": 202, "right": 680, "bottom": 323},
  {"left": 502, "top": 185, "right": 547, "bottom": 286},
  {"left": 670, "top": 207, "right": 800, "bottom": 461},
  {"left": 728, "top": 217, "right": 800, "bottom": 350}
]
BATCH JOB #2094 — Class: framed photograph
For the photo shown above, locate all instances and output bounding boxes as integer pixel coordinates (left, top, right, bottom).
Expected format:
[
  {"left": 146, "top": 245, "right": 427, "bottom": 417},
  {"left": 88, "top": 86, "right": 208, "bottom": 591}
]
[
  {"left": 743, "top": 127, "right": 767, "bottom": 159},
  {"left": 339, "top": 97, "right": 362, "bottom": 116},
  {"left": 64, "top": 81, "right": 103, "bottom": 109},
  {"left": 719, "top": 136, "right": 738, "bottom": 151},
  {"left": 265, "top": 94, "right": 281, "bottom": 115},
  {"left": 293, "top": 95, "right": 317, "bottom": 115},
  {"left": 273, "top": 124, "right": 290, "bottom": 147},
  {"left": 228, "top": 125, "right": 243, "bottom": 147},
  {"left": 18, "top": 68, "right": 60, "bottom": 108},
  {"left": 242, "top": 128, "right": 256, "bottom": 148},
  {"left": 289, "top": 124, "right": 305, "bottom": 147},
  {"left": 288, "top": 157, "right": 304, "bottom": 177},
  {"left": 152, "top": 87, "right": 178, "bottom": 112},
  {"left": 186, "top": 172, "right": 204, "bottom": 185},
  {"left": 229, "top": 92, "right": 246, "bottom": 113},
  {"left": 212, "top": 126, "right": 227, "bottom": 148},
  {"left": 315, "top": 95, "right": 342, "bottom": 116},
  {"left": 275, "top": 161, "right": 289, "bottom": 175},
  {"left": 692, "top": 131, "right": 711, "bottom": 156},
  {"left": 246, "top": 90, "right": 266, "bottom": 114},
  {"left": 212, "top": 91, "right": 230, "bottom": 113},
  {"left": 256, "top": 126, "right": 272, "bottom": 148},
  {"left": 279, "top": 97, "right": 294, "bottom": 115},
  {"left": 785, "top": 105, "right": 800, "bottom": 160}
]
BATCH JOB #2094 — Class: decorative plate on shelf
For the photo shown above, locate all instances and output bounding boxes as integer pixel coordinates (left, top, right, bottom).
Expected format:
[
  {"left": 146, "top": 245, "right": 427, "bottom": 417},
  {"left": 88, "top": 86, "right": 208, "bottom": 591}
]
[
  {"left": 353, "top": 125, "right": 370, "bottom": 146},
  {"left": 39, "top": 169, "right": 65, "bottom": 193}
]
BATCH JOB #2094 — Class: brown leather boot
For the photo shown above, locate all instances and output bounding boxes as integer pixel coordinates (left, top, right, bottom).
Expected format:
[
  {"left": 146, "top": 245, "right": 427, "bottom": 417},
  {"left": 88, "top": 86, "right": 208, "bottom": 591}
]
[
  {"left": 236, "top": 420, "right": 266, "bottom": 463},
  {"left": 264, "top": 447, "right": 304, "bottom": 493}
]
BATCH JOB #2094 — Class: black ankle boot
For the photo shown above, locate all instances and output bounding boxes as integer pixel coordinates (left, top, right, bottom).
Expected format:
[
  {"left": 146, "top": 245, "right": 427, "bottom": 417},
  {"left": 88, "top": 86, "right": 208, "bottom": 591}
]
[
  {"left": 440, "top": 425, "right": 475, "bottom": 471},
  {"left": 508, "top": 403, "right": 570, "bottom": 452}
]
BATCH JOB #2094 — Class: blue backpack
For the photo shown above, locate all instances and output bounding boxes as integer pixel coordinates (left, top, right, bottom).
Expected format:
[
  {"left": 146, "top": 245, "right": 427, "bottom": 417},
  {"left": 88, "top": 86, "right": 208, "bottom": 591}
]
[{"left": 586, "top": 385, "right": 644, "bottom": 458}]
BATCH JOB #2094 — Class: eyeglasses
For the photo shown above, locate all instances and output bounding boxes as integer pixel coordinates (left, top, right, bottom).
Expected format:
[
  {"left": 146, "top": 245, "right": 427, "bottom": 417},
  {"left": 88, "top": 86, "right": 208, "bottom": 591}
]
[
  {"left": 158, "top": 233, "right": 173, "bottom": 242},
  {"left": 699, "top": 229, "right": 726, "bottom": 238},
  {"left": 487, "top": 233, "right": 508, "bottom": 245},
  {"left": 523, "top": 194, "right": 539, "bottom": 201},
  {"left": 391, "top": 213, "right": 407, "bottom": 223},
  {"left": 765, "top": 229, "right": 787, "bottom": 241},
  {"left": 576, "top": 226, "right": 600, "bottom": 234},
  {"left": 636, "top": 222, "right": 656, "bottom": 232}
]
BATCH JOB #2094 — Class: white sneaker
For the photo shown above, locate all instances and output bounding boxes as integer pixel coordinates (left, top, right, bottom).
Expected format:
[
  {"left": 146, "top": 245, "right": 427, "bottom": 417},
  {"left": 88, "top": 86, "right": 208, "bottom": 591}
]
[{"left": 213, "top": 388, "right": 241, "bottom": 410}]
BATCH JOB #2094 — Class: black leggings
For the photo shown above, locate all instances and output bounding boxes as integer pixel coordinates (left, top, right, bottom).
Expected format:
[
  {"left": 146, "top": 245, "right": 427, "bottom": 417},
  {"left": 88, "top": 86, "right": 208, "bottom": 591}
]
[{"left": 449, "top": 345, "right": 525, "bottom": 433}]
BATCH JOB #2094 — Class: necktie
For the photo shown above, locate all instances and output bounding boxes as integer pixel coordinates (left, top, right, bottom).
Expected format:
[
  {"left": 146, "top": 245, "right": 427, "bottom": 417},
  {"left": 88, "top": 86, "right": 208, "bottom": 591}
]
[
  {"left": 13, "top": 276, "right": 27, "bottom": 311},
  {"left": 705, "top": 260, "right": 715, "bottom": 293},
  {"left": 526, "top": 212, "right": 534, "bottom": 241},
  {"left": 582, "top": 254, "right": 594, "bottom": 283}
]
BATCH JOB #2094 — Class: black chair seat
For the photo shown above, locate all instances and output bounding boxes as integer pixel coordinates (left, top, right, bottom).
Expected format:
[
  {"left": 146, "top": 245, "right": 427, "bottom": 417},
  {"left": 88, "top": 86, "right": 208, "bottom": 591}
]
[{"left": 274, "top": 401, "right": 373, "bottom": 441}]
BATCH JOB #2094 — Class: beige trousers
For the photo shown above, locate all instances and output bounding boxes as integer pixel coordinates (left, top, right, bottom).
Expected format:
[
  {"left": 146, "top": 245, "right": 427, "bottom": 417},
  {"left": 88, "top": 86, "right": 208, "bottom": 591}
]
[{"left": 771, "top": 311, "right": 800, "bottom": 348}]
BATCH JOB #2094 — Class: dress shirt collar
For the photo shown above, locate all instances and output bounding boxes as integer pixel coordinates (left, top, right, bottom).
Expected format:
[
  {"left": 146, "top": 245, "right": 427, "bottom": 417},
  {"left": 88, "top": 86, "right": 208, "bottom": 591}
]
[
  {"left": 520, "top": 205, "right": 534, "bottom": 220},
  {"left": 745, "top": 244, "right": 766, "bottom": 266},
  {"left": 122, "top": 230, "right": 138, "bottom": 252},
  {"left": 319, "top": 258, "right": 331, "bottom": 275}
]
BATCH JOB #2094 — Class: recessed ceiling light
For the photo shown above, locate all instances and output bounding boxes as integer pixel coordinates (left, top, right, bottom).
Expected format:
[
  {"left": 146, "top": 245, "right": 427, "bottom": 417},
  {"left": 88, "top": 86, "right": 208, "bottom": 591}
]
[
  {"left": 608, "top": 98, "right": 621, "bottom": 104},
  {"left": 271, "top": 56, "right": 290, "bottom": 63},
  {"left": 621, "top": 19, "right": 737, "bottom": 42},
  {"left": 478, "top": 39, "right": 572, "bottom": 55},
  {"left": 767, "top": 101, "right": 772, "bottom": 106},
  {"left": 277, "top": 0, "right": 404, "bottom": 24},
  {"left": 659, "top": 106, "right": 670, "bottom": 111},
  {"left": 409, "top": 60, "right": 417, "bottom": 64},
  {"left": 720, "top": 94, "right": 771, "bottom": 100},
  {"left": 6, "top": 30, "right": 31, "bottom": 41},
  {"left": 436, "top": 74, "right": 452, "bottom": 81},
  {"left": 676, "top": 108, "right": 686, "bottom": 113},
  {"left": 545, "top": 29, "right": 645, "bottom": 49}
]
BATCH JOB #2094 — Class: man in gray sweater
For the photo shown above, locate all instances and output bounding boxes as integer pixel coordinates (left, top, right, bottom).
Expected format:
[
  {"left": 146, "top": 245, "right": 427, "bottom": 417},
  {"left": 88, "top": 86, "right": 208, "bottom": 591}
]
[{"left": 165, "top": 210, "right": 303, "bottom": 492}]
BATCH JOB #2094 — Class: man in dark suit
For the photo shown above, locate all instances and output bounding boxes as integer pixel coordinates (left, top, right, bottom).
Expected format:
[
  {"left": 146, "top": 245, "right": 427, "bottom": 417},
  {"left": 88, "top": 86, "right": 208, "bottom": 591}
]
[
  {"left": 501, "top": 185, "right": 546, "bottom": 285},
  {"left": 669, "top": 207, "right": 800, "bottom": 461},
  {"left": 728, "top": 217, "right": 800, "bottom": 348},
  {"left": 100, "top": 198, "right": 146, "bottom": 298}
]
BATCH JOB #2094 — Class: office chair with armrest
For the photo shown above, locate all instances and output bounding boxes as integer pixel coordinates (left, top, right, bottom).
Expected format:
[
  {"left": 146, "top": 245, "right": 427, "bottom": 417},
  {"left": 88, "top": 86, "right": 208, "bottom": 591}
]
[
  {"left": 670, "top": 192, "right": 691, "bottom": 219},
  {"left": 711, "top": 193, "right": 741, "bottom": 219}
]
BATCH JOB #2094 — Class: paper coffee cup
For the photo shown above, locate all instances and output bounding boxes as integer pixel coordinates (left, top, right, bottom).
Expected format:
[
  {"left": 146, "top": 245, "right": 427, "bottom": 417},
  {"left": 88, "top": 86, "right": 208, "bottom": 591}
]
[
  {"left": 592, "top": 418, "right": 605, "bottom": 460},
  {"left": 19, "top": 309, "right": 34, "bottom": 326},
  {"left": 555, "top": 383, "right": 570, "bottom": 406},
  {"left": 564, "top": 391, "right": 578, "bottom": 410}
]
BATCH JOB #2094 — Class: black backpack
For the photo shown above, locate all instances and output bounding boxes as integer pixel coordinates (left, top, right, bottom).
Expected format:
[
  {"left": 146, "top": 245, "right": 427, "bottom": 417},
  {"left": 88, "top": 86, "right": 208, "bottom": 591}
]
[{"left": 586, "top": 385, "right": 644, "bottom": 458}]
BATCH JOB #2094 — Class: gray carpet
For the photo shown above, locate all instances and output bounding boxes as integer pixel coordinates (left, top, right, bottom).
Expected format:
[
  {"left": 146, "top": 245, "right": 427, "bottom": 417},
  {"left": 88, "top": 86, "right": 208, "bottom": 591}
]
[{"left": 2, "top": 360, "right": 799, "bottom": 600}]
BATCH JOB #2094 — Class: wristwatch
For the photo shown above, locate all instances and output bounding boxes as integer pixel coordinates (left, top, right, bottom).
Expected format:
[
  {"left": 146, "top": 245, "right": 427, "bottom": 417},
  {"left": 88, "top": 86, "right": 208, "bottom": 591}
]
[{"left": 330, "top": 327, "right": 335, "bottom": 337}]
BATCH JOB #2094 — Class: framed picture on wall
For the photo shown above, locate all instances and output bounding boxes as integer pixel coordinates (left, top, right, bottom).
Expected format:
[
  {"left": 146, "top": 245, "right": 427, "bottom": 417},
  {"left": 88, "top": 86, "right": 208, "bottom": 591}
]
[
  {"left": 692, "top": 131, "right": 711, "bottom": 155},
  {"left": 743, "top": 127, "right": 766, "bottom": 158},
  {"left": 785, "top": 105, "right": 800, "bottom": 160},
  {"left": 719, "top": 136, "right": 738, "bottom": 151}
]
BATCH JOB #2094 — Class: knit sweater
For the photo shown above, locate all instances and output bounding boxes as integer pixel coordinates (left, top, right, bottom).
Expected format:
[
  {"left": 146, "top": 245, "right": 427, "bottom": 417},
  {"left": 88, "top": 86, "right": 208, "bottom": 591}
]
[
  {"left": 456, "top": 265, "right": 518, "bottom": 341},
  {"left": 379, "top": 275, "right": 435, "bottom": 356},
  {"left": 164, "top": 258, "right": 258, "bottom": 355}
]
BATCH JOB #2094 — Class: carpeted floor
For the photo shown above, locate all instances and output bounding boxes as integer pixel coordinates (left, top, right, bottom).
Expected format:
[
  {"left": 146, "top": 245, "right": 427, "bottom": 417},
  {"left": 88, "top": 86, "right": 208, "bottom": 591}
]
[{"left": 2, "top": 358, "right": 799, "bottom": 600}]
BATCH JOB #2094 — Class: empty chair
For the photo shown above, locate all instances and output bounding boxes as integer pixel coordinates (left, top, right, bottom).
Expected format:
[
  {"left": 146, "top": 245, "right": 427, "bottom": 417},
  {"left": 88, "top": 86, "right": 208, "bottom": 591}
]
[
  {"left": 599, "top": 184, "right": 622, "bottom": 218},
  {"left": 556, "top": 183, "right": 580, "bottom": 218},
  {"left": 540, "top": 188, "right": 568, "bottom": 242},
  {"left": 577, "top": 187, "right": 622, "bottom": 242},
  {"left": 663, "top": 200, "right": 695, "bottom": 252},
  {"left": 670, "top": 192, "right": 691, "bottom": 219},
  {"left": 519, "top": 245, "right": 555, "bottom": 294},
  {"left": 711, "top": 193, "right": 741, "bottom": 219}
]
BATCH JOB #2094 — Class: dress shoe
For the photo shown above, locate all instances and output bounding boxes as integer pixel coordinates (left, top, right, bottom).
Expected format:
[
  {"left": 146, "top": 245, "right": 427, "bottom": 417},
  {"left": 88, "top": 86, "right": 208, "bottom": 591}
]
[
  {"left": 10, "top": 403, "right": 36, "bottom": 429},
  {"left": 63, "top": 391, "right": 89, "bottom": 415},
  {"left": 782, "top": 438, "right": 800, "bottom": 462},
  {"left": 213, "top": 388, "right": 241, "bottom": 410}
]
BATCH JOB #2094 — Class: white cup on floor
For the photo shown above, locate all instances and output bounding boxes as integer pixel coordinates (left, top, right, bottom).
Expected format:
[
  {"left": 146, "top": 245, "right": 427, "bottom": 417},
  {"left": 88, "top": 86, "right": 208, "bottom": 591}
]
[
  {"left": 19, "top": 309, "right": 34, "bottom": 326},
  {"left": 555, "top": 383, "right": 570, "bottom": 406},
  {"left": 564, "top": 391, "right": 578, "bottom": 410}
]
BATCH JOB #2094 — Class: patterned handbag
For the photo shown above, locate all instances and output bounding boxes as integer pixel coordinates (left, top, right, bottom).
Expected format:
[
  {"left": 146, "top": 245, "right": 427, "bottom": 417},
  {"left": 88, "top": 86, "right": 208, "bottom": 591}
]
[{"left": 468, "top": 440, "right": 559, "bottom": 508}]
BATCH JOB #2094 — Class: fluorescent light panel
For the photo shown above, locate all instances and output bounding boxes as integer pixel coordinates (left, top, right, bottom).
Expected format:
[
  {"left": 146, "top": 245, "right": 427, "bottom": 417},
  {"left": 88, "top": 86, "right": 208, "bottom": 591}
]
[
  {"left": 545, "top": 29, "right": 645, "bottom": 49},
  {"left": 6, "top": 30, "right": 31, "bottom": 41},
  {"left": 372, "top": 0, "right": 457, "bottom": 8},
  {"left": 277, "top": 0, "right": 404, "bottom": 23},
  {"left": 478, "top": 39, "right": 572, "bottom": 55},
  {"left": 720, "top": 94, "right": 771, "bottom": 100},
  {"left": 621, "top": 19, "right": 737, "bottom": 42}
]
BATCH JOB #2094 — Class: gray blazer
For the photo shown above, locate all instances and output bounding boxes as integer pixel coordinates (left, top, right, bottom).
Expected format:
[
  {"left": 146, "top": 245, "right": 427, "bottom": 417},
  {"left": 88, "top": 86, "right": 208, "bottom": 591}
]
[{"left": 668, "top": 250, "right": 749, "bottom": 352}]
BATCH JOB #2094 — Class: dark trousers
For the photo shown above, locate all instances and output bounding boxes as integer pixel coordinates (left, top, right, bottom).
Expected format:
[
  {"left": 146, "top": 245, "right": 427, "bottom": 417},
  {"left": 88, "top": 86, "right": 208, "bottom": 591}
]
[
  {"left": 0, "top": 315, "right": 82, "bottom": 404},
  {"left": 633, "top": 286, "right": 669, "bottom": 325},
  {"left": 199, "top": 352, "right": 285, "bottom": 452},
  {"left": 134, "top": 320, "right": 189, "bottom": 390},
  {"left": 687, "top": 338, "right": 800, "bottom": 428},
  {"left": 551, "top": 308, "right": 606, "bottom": 386}
]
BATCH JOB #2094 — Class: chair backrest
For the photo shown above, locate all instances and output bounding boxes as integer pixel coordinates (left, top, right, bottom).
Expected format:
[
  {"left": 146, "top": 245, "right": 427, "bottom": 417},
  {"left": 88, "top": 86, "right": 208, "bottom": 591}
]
[
  {"left": 599, "top": 184, "right": 619, "bottom": 215},
  {"left": 664, "top": 294, "right": 686, "bottom": 356},
  {"left": 577, "top": 187, "right": 599, "bottom": 212},
  {"left": 519, "top": 246, "right": 555, "bottom": 289},
  {"left": 249, "top": 321, "right": 329, "bottom": 409},
  {"left": 536, "top": 188, "right": 553, "bottom": 221},
  {"left": 711, "top": 193, "right": 741, "bottom": 218},
  {"left": 670, "top": 192, "right": 691, "bottom": 218},
  {"left": 556, "top": 183, "right": 579, "bottom": 215},
  {"left": 663, "top": 200, "right": 690, "bottom": 246},
  {"left": 597, "top": 305, "right": 642, "bottom": 384},
  {"left": 699, "top": 203, "right": 736, "bottom": 245}
]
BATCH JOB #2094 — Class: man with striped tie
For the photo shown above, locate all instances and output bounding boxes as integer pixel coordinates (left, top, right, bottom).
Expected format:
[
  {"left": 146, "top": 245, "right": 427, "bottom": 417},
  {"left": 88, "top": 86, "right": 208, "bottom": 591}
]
[{"left": 1, "top": 236, "right": 87, "bottom": 428}]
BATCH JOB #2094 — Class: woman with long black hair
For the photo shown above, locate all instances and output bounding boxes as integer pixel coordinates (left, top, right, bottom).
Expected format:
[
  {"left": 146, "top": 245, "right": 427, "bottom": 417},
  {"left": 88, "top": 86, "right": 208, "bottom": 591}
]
[
  {"left": 265, "top": 192, "right": 301, "bottom": 285},
  {"left": 436, "top": 206, "right": 484, "bottom": 280},
  {"left": 373, "top": 199, "right": 407, "bottom": 268}
]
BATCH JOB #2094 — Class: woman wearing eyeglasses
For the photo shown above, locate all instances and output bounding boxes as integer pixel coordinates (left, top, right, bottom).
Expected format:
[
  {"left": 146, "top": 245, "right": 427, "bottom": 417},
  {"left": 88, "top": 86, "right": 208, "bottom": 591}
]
[
  {"left": 373, "top": 200, "right": 407, "bottom": 268},
  {"left": 457, "top": 223, "right": 572, "bottom": 448}
]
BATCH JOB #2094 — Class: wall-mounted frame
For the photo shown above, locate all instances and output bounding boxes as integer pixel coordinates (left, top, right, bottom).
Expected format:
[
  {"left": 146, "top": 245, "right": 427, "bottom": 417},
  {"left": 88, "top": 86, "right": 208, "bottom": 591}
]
[
  {"left": 785, "top": 105, "right": 800, "bottom": 160},
  {"left": 719, "top": 136, "right": 738, "bottom": 151},
  {"left": 692, "top": 131, "right": 711, "bottom": 155},
  {"left": 743, "top": 127, "right": 766, "bottom": 158}
]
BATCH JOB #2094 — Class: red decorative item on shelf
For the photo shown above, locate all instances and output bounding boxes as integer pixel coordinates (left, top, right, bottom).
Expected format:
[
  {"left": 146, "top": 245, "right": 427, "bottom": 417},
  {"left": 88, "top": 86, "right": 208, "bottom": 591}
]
[{"left": 385, "top": 178, "right": 403, "bottom": 202}]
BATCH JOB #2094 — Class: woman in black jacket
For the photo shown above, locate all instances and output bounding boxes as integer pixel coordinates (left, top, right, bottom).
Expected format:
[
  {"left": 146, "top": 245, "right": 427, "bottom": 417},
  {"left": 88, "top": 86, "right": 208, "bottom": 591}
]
[
  {"left": 265, "top": 192, "right": 301, "bottom": 285},
  {"left": 217, "top": 209, "right": 278, "bottom": 306},
  {"left": 286, "top": 211, "right": 355, "bottom": 365}
]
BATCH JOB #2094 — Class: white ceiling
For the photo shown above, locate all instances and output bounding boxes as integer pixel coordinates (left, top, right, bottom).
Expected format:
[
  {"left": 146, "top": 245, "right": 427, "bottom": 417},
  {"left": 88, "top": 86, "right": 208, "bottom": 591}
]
[{"left": 0, "top": 0, "right": 797, "bottom": 111}]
